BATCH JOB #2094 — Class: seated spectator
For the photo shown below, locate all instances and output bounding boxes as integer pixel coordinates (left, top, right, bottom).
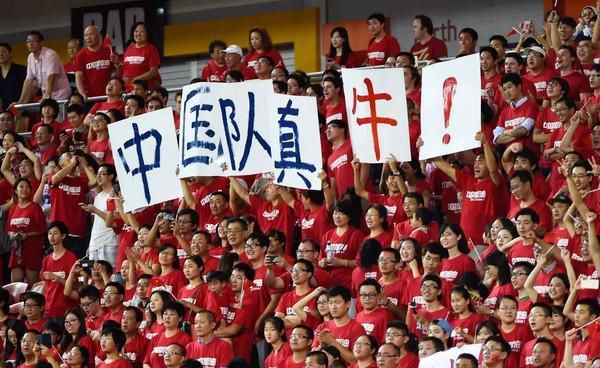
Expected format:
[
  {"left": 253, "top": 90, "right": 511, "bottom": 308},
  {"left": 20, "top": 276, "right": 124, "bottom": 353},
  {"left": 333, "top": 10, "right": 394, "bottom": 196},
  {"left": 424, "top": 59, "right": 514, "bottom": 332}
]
[
  {"left": 254, "top": 55, "right": 275, "bottom": 80},
  {"left": 365, "top": 13, "right": 401, "bottom": 66},
  {"left": 223, "top": 45, "right": 254, "bottom": 81},
  {"left": 85, "top": 77, "right": 126, "bottom": 124},
  {"left": 327, "top": 27, "right": 358, "bottom": 69},
  {"left": 124, "top": 94, "right": 145, "bottom": 118}
]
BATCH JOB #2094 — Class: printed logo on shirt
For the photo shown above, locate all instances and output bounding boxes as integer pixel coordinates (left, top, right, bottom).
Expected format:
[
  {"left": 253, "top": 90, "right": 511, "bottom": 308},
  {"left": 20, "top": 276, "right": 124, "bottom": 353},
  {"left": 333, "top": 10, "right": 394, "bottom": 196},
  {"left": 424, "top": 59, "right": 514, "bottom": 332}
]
[
  {"left": 508, "top": 340, "right": 521, "bottom": 352},
  {"left": 574, "top": 354, "right": 589, "bottom": 364},
  {"left": 151, "top": 285, "right": 173, "bottom": 293},
  {"left": 247, "top": 60, "right": 258, "bottom": 68},
  {"left": 177, "top": 248, "right": 188, "bottom": 259},
  {"left": 412, "top": 295, "right": 425, "bottom": 306},
  {"left": 326, "top": 113, "right": 343, "bottom": 123},
  {"left": 534, "top": 81, "right": 547, "bottom": 92},
  {"left": 365, "top": 271, "right": 377, "bottom": 279},
  {"left": 145, "top": 332, "right": 158, "bottom": 340},
  {"left": 86, "top": 59, "right": 111, "bottom": 70},
  {"left": 336, "top": 338, "right": 350, "bottom": 348},
  {"left": 516, "top": 310, "right": 528, "bottom": 324},
  {"left": 124, "top": 56, "right": 145, "bottom": 64},
  {"left": 205, "top": 223, "right": 218, "bottom": 234},
  {"left": 152, "top": 346, "right": 168, "bottom": 356},
  {"left": 368, "top": 51, "right": 385, "bottom": 61},
  {"left": 384, "top": 205, "right": 397, "bottom": 216},
  {"left": 553, "top": 140, "right": 562, "bottom": 148},
  {"left": 252, "top": 279, "right": 264, "bottom": 291},
  {"left": 465, "top": 190, "right": 486, "bottom": 201},
  {"left": 525, "top": 355, "right": 534, "bottom": 365},
  {"left": 124, "top": 352, "right": 137, "bottom": 362},
  {"left": 533, "top": 285, "right": 549, "bottom": 296},
  {"left": 440, "top": 270, "right": 458, "bottom": 281},
  {"left": 262, "top": 209, "right": 280, "bottom": 221},
  {"left": 448, "top": 202, "right": 462, "bottom": 212},
  {"left": 91, "top": 151, "right": 105, "bottom": 160},
  {"left": 181, "top": 297, "right": 196, "bottom": 304},
  {"left": 543, "top": 121, "right": 562, "bottom": 130},
  {"left": 330, "top": 154, "right": 348, "bottom": 170},
  {"left": 386, "top": 297, "right": 398, "bottom": 306},
  {"left": 52, "top": 271, "right": 66, "bottom": 279},
  {"left": 327, "top": 242, "right": 348, "bottom": 254},
  {"left": 301, "top": 218, "right": 315, "bottom": 229},
  {"left": 197, "top": 357, "right": 217, "bottom": 368},
  {"left": 556, "top": 238, "right": 569, "bottom": 249},
  {"left": 10, "top": 217, "right": 31, "bottom": 226},
  {"left": 504, "top": 117, "right": 526, "bottom": 128},
  {"left": 286, "top": 306, "right": 310, "bottom": 316},
  {"left": 200, "top": 194, "right": 212, "bottom": 206},
  {"left": 219, "top": 306, "right": 229, "bottom": 319},
  {"left": 361, "top": 323, "right": 375, "bottom": 334},
  {"left": 208, "top": 75, "right": 221, "bottom": 82},
  {"left": 441, "top": 181, "right": 454, "bottom": 190},
  {"left": 58, "top": 183, "right": 82, "bottom": 195},
  {"left": 511, "top": 257, "right": 535, "bottom": 265}
]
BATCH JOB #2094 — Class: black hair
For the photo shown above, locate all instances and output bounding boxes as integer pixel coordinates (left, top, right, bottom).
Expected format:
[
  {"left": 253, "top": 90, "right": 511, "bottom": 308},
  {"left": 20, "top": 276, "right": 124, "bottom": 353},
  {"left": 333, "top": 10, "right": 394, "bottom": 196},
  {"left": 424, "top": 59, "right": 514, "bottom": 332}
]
[
  {"left": 489, "top": 35, "right": 508, "bottom": 48},
  {"left": 132, "top": 79, "right": 148, "bottom": 90},
  {"left": 423, "top": 242, "right": 449, "bottom": 259},
  {"left": 422, "top": 274, "right": 443, "bottom": 290},
  {"left": 327, "top": 285, "right": 351, "bottom": 302},
  {"left": 23, "top": 291, "right": 45, "bottom": 308},
  {"left": 367, "top": 13, "right": 386, "bottom": 24},
  {"left": 459, "top": 27, "right": 479, "bottom": 41},
  {"left": 484, "top": 335, "right": 511, "bottom": 353},
  {"left": 206, "top": 270, "right": 228, "bottom": 283},
  {"left": 295, "top": 259, "right": 314, "bottom": 275},
  {"left": 306, "top": 350, "right": 329, "bottom": 366},
  {"left": 3, "top": 319, "right": 26, "bottom": 364},
  {"left": 414, "top": 207, "right": 433, "bottom": 226},
  {"left": 398, "top": 51, "right": 416, "bottom": 66},
  {"left": 105, "top": 281, "right": 125, "bottom": 295},
  {"left": 101, "top": 324, "right": 126, "bottom": 351},
  {"left": 457, "top": 353, "right": 479, "bottom": 368},
  {"left": 512, "top": 148, "right": 538, "bottom": 169},
  {"left": 159, "top": 243, "right": 181, "bottom": 269},
  {"left": 39, "top": 98, "right": 59, "bottom": 118},
  {"left": 480, "top": 46, "right": 499, "bottom": 61},
  {"left": 29, "top": 30, "right": 45, "bottom": 41},
  {"left": 125, "top": 94, "right": 145, "bottom": 109},
  {"left": 576, "top": 298, "right": 600, "bottom": 317},
  {"left": 505, "top": 52, "right": 524, "bottom": 65},
  {"left": 227, "top": 217, "right": 248, "bottom": 230},
  {"left": 359, "top": 278, "right": 382, "bottom": 294},
  {"left": 484, "top": 251, "right": 511, "bottom": 285},
  {"left": 79, "top": 285, "right": 101, "bottom": 301},
  {"left": 182, "top": 360, "right": 204, "bottom": 368},
  {"left": 232, "top": 262, "right": 255, "bottom": 281},
  {"left": 264, "top": 316, "right": 286, "bottom": 342},
  {"left": 420, "top": 336, "right": 445, "bottom": 353},
  {"left": 66, "top": 104, "right": 86, "bottom": 116},
  {"left": 515, "top": 207, "right": 540, "bottom": 224},
  {"left": 0, "top": 42, "right": 12, "bottom": 52},
  {"left": 404, "top": 192, "right": 424, "bottom": 206},
  {"left": 328, "top": 27, "right": 353, "bottom": 67},
  {"left": 559, "top": 44, "right": 577, "bottom": 58},
  {"left": 209, "top": 40, "right": 227, "bottom": 54},
  {"left": 415, "top": 15, "right": 434, "bottom": 34},
  {"left": 497, "top": 294, "right": 518, "bottom": 309},
  {"left": 247, "top": 233, "right": 269, "bottom": 248},
  {"left": 475, "top": 320, "right": 501, "bottom": 338},
  {"left": 501, "top": 72, "right": 522, "bottom": 87},
  {"left": 163, "top": 301, "right": 186, "bottom": 318},
  {"left": 439, "top": 223, "right": 470, "bottom": 254},
  {"left": 177, "top": 208, "right": 199, "bottom": 228},
  {"left": 510, "top": 169, "right": 533, "bottom": 185},
  {"left": 124, "top": 306, "right": 144, "bottom": 322},
  {"left": 294, "top": 324, "right": 314, "bottom": 340},
  {"left": 266, "top": 229, "right": 286, "bottom": 248},
  {"left": 60, "top": 307, "right": 87, "bottom": 352},
  {"left": 554, "top": 96, "right": 577, "bottom": 110},
  {"left": 559, "top": 17, "right": 577, "bottom": 29}
]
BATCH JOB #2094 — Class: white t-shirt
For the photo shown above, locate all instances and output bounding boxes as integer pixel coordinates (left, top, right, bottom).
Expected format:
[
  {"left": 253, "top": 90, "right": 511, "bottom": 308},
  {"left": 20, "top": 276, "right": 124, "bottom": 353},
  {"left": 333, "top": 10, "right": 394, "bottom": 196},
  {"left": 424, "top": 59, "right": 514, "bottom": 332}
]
[{"left": 88, "top": 190, "right": 118, "bottom": 252}]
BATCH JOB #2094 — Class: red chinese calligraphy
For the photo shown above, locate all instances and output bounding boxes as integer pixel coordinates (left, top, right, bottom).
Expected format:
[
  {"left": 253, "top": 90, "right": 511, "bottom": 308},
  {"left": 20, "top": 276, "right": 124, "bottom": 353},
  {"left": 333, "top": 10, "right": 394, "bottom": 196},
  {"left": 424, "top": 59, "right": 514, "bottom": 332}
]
[{"left": 352, "top": 78, "right": 397, "bottom": 160}]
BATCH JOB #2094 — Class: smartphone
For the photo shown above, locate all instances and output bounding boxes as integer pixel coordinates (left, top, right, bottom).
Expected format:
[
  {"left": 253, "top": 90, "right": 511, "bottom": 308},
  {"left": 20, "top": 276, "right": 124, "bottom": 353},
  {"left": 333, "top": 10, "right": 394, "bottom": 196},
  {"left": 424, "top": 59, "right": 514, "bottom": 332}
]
[
  {"left": 163, "top": 213, "right": 175, "bottom": 221},
  {"left": 113, "top": 182, "right": 121, "bottom": 195},
  {"left": 581, "top": 278, "right": 599, "bottom": 289},
  {"left": 265, "top": 255, "right": 277, "bottom": 264},
  {"left": 38, "top": 333, "right": 52, "bottom": 348}
]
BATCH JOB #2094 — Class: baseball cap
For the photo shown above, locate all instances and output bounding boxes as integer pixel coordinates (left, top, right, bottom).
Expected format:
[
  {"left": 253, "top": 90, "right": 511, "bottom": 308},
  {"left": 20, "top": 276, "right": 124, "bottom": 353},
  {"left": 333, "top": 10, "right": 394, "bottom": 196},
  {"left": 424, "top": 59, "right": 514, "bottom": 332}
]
[
  {"left": 224, "top": 44, "right": 243, "bottom": 57},
  {"left": 549, "top": 193, "right": 572, "bottom": 206},
  {"left": 526, "top": 46, "right": 546, "bottom": 58}
]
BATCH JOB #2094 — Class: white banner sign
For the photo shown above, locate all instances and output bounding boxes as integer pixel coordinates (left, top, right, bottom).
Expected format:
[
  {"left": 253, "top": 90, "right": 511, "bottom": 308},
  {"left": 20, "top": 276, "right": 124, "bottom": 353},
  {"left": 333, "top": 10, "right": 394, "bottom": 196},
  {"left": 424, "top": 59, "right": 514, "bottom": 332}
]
[
  {"left": 342, "top": 68, "right": 411, "bottom": 163},
  {"left": 269, "top": 94, "right": 322, "bottom": 190},
  {"left": 178, "top": 80, "right": 275, "bottom": 178},
  {"left": 109, "top": 107, "right": 182, "bottom": 212},
  {"left": 419, "top": 53, "right": 482, "bottom": 160},
  {"left": 419, "top": 343, "right": 482, "bottom": 368}
]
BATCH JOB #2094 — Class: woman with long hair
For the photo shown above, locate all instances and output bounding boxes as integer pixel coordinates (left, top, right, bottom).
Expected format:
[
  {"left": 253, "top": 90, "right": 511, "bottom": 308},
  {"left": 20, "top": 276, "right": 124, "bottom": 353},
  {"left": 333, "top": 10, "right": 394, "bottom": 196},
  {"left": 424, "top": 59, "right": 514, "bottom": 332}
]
[
  {"left": 178, "top": 255, "right": 208, "bottom": 324},
  {"left": 448, "top": 286, "right": 483, "bottom": 345},
  {"left": 243, "top": 27, "right": 284, "bottom": 75},
  {"left": 121, "top": 21, "right": 161, "bottom": 90},
  {"left": 327, "top": 27, "right": 358, "bottom": 69},
  {"left": 351, "top": 239, "right": 382, "bottom": 301},
  {"left": 264, "top": 316, "right": 292, "bottom": 368},
  {"left": 2, "top": 319, "right": 26, "bottom": 366},
  {"left": 481, "top": 251, "right": 517, "bottom": 311},
  {"left": 400, "top": 160, "right": 431, "bottom": 208},
  {"left": 143, "top": 301, "right": 192, "bottom": 368},
  {"left": 142, "top": 290, "right": 174, "bottom": 340},
  {"left": 60, "top": 307, "right": 95, "bottom": 366},
  {"left": 438, "top": 224, "right": 477, "bottom": 284},
  {"left": 404, "top": 67, "right": 422, "bottom": 107},
  {"left": 7, "top": 178, "right": 46, "bottom": 285}
]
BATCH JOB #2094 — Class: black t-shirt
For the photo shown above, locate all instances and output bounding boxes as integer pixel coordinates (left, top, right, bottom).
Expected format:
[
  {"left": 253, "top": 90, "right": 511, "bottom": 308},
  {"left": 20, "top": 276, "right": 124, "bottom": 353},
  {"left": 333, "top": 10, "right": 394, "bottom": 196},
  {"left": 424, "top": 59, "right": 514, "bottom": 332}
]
[{"left": 0, "top": 63, "right": 26, "bottom": 109}]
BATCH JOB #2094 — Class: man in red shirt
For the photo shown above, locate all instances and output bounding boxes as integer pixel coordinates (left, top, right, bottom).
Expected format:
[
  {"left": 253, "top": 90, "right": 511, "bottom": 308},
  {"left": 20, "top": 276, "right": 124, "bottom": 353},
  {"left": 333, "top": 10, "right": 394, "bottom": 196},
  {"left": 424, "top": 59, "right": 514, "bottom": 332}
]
[
  {"left": 498, "top": 295, "right": 534, "bottom": 365},
  {"left": 34, "top": 124, "right": 58, "bottom": 165},
  {"left": 520, "top": 304, "right": 563, "bottom": 368},
  {"left": 481, "top": 46, "right": 502, "bottom": 109},
  {"left": 103, "top": 282, "right": 126, "bottom": 324},
  {"left": 555, "top": 45, "right": 592, "bottom": 102},
  {"left": 323, "top": 77, "right": 346, "bottom": 124},
  {"left": 274, "top": 259, "right": 319, "bottom": 331},
  {"left": 507, "top": 208, "right": 542, "bottom": 266},
  {"left": 22, "top": 292, "right": 47, "bottom": 331},
  {"left": 85, "top": 77, "right": 125, "bottom": 124},
  {"left": 40, "top": 221, "right": 78, "bottom": 318},
  {"left": 410, "top": 15, "right": 447, "bottom": 61},
  {"left": 524, "top": 46, "right": 558, "bottom": 103},
  {"left": 186, "top": 310, "right": 234, "bottom": 368},
  {"left": 75, "top": 25, "right": 115, "bottom": 99},
  {"left": 407, "top": 274, "right": 450, "bottom": 338},
  {"left": 79, "top": 285, "right": 107, "bottom": 333},
  {"left": 313, "top": 286, "right": 366, "bottom": 364},
  {"left": 494, "top": 73, "right": 539, "bottom": 152},
  {"left": 222, "top": 44, "right": 255, "bottom": 81},
  {"left": 365, "top": 13, "right": 401, "bottom": 66},
  {"left": 355, "top": 278, "right": 393, "bottom": 344},
  {"left": 97, "top": 324, "right": 130, "bottom": 368},
  {"left": 285, "top": 325, "right": 314, "bottom": 368},
  {"left": 327, "top": 120, "right": 367, "bottom": 199},
  {"left": 385, "top": 321, "right": 419, "bottom": 368},
  {"left": 432, "top": 133, "right": 505, "bottom": 245},
  {"left": 507, "top": 170, "right": 552, "bottom": 233},
  {"left": 544, "top": 98, "right": 593, "bottom": 162},
  {"left": 201, "top": 40, "right": 227, "bottom": 82},
  {"left": 563, "top": 297, "right": 600, "bottom": 367},
  {"left": 458, "top": 28, "right": 478, "bottom": 55},
  {"left": 121, "top": 306, "right": 148, "bottom": 367}
]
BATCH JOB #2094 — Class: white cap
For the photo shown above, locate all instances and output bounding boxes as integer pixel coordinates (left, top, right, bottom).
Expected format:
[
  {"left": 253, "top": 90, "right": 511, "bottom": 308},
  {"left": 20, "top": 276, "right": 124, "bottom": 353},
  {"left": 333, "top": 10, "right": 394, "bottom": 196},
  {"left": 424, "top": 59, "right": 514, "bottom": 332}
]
[
  {"left": 224, "top": 44, "right": 243, "bottom": 57},
  {"left": 526, "top": 46, "right": 546, "bottom": 58}
]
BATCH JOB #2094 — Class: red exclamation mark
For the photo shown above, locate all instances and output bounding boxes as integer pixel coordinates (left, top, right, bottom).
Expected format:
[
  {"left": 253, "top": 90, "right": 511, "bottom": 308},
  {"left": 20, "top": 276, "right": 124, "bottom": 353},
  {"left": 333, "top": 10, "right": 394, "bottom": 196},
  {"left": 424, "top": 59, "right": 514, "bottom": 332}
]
[{"left": 442, "top": 77, "right": 457, "bottom": 144}]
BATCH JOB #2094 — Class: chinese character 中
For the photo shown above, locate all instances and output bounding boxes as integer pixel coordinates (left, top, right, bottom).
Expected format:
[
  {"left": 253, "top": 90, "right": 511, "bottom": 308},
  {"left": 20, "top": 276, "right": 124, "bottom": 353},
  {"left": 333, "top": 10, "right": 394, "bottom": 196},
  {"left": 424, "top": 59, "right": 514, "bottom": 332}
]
[
  {"left": 274, "top": 99, "right": 316, "bottom": 188},
  {"left": 117, "top": 122, "right": 162, "bottom": 204},
  {"left": 352, "top": 78, "right": 397, "bottom": 160},
  {"left": 219, "top": 92, "right": 271, "bottom": 171}
]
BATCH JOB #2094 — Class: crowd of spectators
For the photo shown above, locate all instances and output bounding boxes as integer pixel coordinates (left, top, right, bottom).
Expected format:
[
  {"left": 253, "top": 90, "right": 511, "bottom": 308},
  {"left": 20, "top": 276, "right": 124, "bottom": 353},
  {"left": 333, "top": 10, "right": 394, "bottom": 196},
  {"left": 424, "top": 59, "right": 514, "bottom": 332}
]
[{"left": 2, "top": 3, "right": 600, "bottom": 368}]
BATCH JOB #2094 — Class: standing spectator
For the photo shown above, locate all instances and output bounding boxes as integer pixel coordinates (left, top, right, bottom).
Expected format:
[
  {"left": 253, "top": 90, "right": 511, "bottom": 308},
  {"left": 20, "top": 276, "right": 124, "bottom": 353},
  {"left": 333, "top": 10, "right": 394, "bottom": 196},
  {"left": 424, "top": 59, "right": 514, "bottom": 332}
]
[
  {"left": 75, "top": 25, "right": 115, "bottom": 99},
  {"left": 81, "top": 163, "right": 117, "bottom": 264},
  {"left": 555, "top": 46, "right": 592, "bottom": 102},
  {"left": 186, "top": 310, "right": 233, "bottom": 367},
  {"left": 31, "top": 98, "right": 65, "bottom": 147},
  {"left": 7, "top": 178, "right": 47, "bottom": 285},
  {"left": 410, "top": 15, "right": 448, "bottom": 61},
  {"left": 458, "top": 28, "right": 478, "bottom": 55},
  {"left": 121, "top": 22, "right": 161, "bottom": 91},
  {"left": 327, "top": 27, "right": 358, "bottom": 69},
  {"left": 144, "top": 302, "right": 192, "bottom": 368},
  {"left": 201, "top": 40, "right": 227, "bottom": 82},
  {"left": 0, "top": 43, "right": 26, "bottom": 110},
  {"left": 327, "top": 120, "right": 360, "bottom": 199},
  {"left": 285, "top": 325, "right": 314, "bottom": 368},
  {"left": 121, "top": 306, "right": 149, "bottom": 367},
  {"left": 523, "top": 46, "right": 557, "bottom": 103},
  {"left": 87, "top": 112, "right": 114, "bottom": 164},
  {"left": 365, "top": 13, "right": 400, "bottom": 66},
  {"left": 97, "top": 325, "right": 130, "bottom": 368},
  {"left": 64, "top": 38, "right": 81, "bottom": 73},
  {"left": 18, "top": 31, "right": 70, "bottom": 103},
  {"left": 243, "top": 27, "right": 284, "bottom": 77}
]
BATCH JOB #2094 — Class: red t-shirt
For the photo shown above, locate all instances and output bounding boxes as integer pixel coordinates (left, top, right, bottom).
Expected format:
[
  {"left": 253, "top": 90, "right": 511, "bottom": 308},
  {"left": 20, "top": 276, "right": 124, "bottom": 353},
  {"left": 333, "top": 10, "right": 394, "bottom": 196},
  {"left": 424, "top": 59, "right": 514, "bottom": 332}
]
[
  {"left": 225, "top": 295, "right": 257, "bottom": 363},
  {"left": 325, "top": 100, "right": 348, "bottom": 124},
  {"left": 545, "top": 123, "right": 593, "bottom": 159},
  {"left": 97, "top": 357, "right": 131, "bottom": 368},
  {"left": 123, "top": 334, "right": 148, "bottom": 367},
  {"left": 507, "top": 199, "right": 553, "bottom": 233},
  {"left": 410, "top": 37, "right": 448, "bottom": 60},
  {"left": 327, "top": 140, "right": 354, "bottom": 199},
  {"left": 439, "top": 254, "right": 477, "bottom": 284},
  {"left": 500, "top": 324, "right": 534, "bottom": 364},
  {"left": 351, "top": 265, "right": 381, "bottom": 299},
  {"left": 496, "top": 98, "right": 539, "bottom": 154},
  {"left": 334, "top": 52, "right": 359, "bottom": 68},
  {"left": 407, "top": 305, "right": 450, "bottom": 338},
  {"left": 243, "top": 49, "right": 285, "bottom": 71},
  {"left": 40, "top": 250, "right": 78, "bottom": 317},
  {"left": 265, "top": 342, "right": 292, "bottom": 368},
  {"left": 366, "top": 35, "right": 401, "bottom": 66},
  {"left": 49, "top": 174, "right": 90, "bottom": 237},
  {"left": 178, "top": 283, "right": 208, "bottom": 323},
  {"left": 561, "top": 70, "right": 592, "bottom": 101},
  {"left": 312, "top": 319, "right": 366, "bottom": 351},
  {"left": 75, "top": 46, "right": 113, "bottom": 97},
  {"left": 293, "top": 201, "right": 334, "bottom": 244},
  {"left": 154, "top": 269, "right": 187, "bottom": 294},
  {"left": 397, "top": 352, "right": 420, "bottom": 368},
  {"left": 523, "top": 68, "right": 558, "bottom": 102},
  {"left": 484, "top": 283, "right": 517, "bottom": 309},
  {"left": 88, "top": 138, "right": 114, "bottom": 164},
  {"left": 507, "top": 240, "right": 536, "bottom": 266},
  {"left": 319, "top": 227, "right": 364, "bottom": 289},
  {"left": 122, "top": 43, "right": 161, "bottom": 90},
  {"left": 367, "top": 193, "right": 406, "bottom": 226},
  {"left": 7, "top": 201, "right": 47, "bottom": 270},
  {"left": 449, "top": 312, "right": 484, "bottom": 346},
  {"left": 429, "top": 168, "right": 462, "bottom": 225},
  {"left": 186, "top": 337, "right": 234, "bottom": 368},
  {"left": 275, "top": 288, "right": 320, "bottom": 333},
  {"left": 355, "top": 307, "right": 393, "bottom": 344},
  {"left": 249, "top": 195, "right": 296, "bottom": 257},
  {"left": 201, "top": 60, "right": 228, "bottom": 82},
  {"left": 144, "top": 331, "right": 192, "bottom": 368},
  {"left": 402, "top": 274, "right": 453, "bottom": 310},
  {"left": 455, "top": 170, "right": 506, "bottom": 245},
  {"left": 520, "top": 336, "right": 564, "bottom": 368},
  {"left": 191, "top": 178, "right": 229, "bottom": 228},
  {"left": 90, "top": 100, "right": 126, "bottom": 116}
]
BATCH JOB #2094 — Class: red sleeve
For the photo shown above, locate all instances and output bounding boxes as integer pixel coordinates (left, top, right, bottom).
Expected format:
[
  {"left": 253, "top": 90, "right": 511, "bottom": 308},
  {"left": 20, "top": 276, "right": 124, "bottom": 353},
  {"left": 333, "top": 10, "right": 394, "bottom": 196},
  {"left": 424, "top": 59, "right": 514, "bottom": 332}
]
[
  {"left": 454, "top": 169, "right": 470, "bottom": 191},
  {"left": 544, "top": 129, "right": 559, "bottom": 151},
  {"left": 75, "top": 50, "right": 86, "bottom": 73},
  {"left": 200, "top": 64, "right": 211, "bottom": 81},
  {"left": 147, "top": 45, "right": 160, "bottom": 68},
  {"left": 388, "top": 36, "right": 401, "bottom": 55},
  {"left": 232, "top": 307, "right": 253, "bottom": 329},
  {"left": 33, "top": 204, "right": 47, "bottom": 233},
  {"left": 274, "top": 293, "right": 287, "bottom": 315},
  {"left": 534, "top": 109, "right": 545, "bottom": 130},
  {"left": 89, "top": 103, "right": 100, "bottom": 115},
  {"left": 144, "top": 335, "right": 158, "bottom": 364}
]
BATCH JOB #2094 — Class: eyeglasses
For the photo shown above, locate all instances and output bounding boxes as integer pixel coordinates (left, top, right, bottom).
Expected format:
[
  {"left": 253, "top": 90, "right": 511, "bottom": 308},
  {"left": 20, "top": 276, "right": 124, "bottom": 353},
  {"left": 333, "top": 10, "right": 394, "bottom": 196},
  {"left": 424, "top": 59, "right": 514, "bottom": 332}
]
[
  {"left": 79, "top": 300, "right": 98, "bottom": 308},
  {"left": 376, "top": 353, "right": 398, "bottom": 359},
  {"left": 164, "top": 351, "right": 185, "bottom": 357},
  {"left": 23, "top": 303, "right": 40, "bottom": 309},
  {"left": 160, "top": 251, "right": 177, "bottom": 257},
  {"left": 227, "top": 229, "right": 243, "bottom": 234},
  {"left": 64, "top": 319, "right": 79, "bottom": 325},
  {"left": 511, "top": 271, "right": 527, "bottom": 277},
  {"left": 244, "top": 242, "right": 259, "bottom": 249},
  {"left": 421, "top": 284, "right": 439, "bottom": 291},
  {"left": 385, "top": 332, "right": 404, "bottom": 338},
  {"left": 359, "top": 292, "right": 378, "bottom": 299},
  {"left": 378, "top": 258, "right": 397, "bottom": 264},
  {"left": 498, "top": 306, "right": 517, "bottom": 311},
  {"left": 482, "top": 346, "right": 503, "bottom": 353}
]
